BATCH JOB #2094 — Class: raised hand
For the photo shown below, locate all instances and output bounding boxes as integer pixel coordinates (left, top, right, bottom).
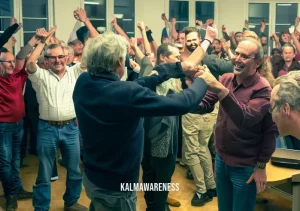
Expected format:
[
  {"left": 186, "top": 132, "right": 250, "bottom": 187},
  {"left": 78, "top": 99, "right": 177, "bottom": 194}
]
[
  {"left": 229, "top": 31, "right": 234, "bottom": 38},
  {"left": 206, "top": 19, "right": 214, "bottom": 26},
  {"left": 10, "top": 17, "right": 17, "bottom": 26},
  {"left": 222, "top": 25, "right": 226, "bottom": 32},
  {"left": 130, "top": 59, "right": 140, "bottom": 71},
  {"left": 35, "top": 28, "right": 48, "bottom": 40},
  {"left": 129, "top": 37, "right": 138, "bottom": 49},
  {"left": 196, "top": 20, "right": 203, "bottom": 28},
  {"left": 74, "top": 8, "right": 88, "bottom": 23},
  {"left": 111, "top": 16, "right": 117, "bottom": 27},
  {"left": 289, "top": 25, "right": 295, "bottom": 34},
  {"left": 205, "top": 24, "right": 218, "bottom": 42},
  {"left": 161, "top": 13, "right": 167, "bottom": 21},
  {"left": 137, "top": 21, "right": 145, "bottom": 31},
  {"left": 245, "top": 20, "right": 249, "bottom": 28},
  {"left": 170, "top": 18, "right": 176, "bottom": 26},
  {"left": 272, "top": 33, "right": 279, "bottom": 42},
  {"left": 295, "top": 16, "right": 300, "bottom": 26},
  {"left": 42, "top": 26, "right": 57, "bottom": 45},
  {"left": 222, "top": 40, "right": 231, "bottom": 50}
]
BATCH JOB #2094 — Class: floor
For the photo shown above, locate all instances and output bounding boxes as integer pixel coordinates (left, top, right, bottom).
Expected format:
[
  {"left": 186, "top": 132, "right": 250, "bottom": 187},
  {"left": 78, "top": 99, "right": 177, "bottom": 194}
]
[{"left": 0, "top": 154, "right": 292, "bottom": 211}]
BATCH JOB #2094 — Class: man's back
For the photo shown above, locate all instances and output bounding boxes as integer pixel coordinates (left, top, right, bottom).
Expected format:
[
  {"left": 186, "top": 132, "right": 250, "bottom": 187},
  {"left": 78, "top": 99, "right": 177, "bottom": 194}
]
[{"left": 73, "top": 67, "right": 208, "bottom": 191}]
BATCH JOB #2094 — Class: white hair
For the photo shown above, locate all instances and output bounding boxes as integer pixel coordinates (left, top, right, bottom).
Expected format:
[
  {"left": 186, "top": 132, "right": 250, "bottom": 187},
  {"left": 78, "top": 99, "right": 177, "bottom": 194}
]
[
  {"left": 274, "top": 76, "right": 300, "bottom": 111},
  {"left": 84, "top": 31, "right": 128, "bottom": 74}
]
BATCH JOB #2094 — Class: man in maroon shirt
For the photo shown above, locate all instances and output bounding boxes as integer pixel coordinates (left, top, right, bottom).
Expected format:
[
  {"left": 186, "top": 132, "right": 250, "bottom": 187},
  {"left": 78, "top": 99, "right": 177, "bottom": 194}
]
[
  {"left": 0, "top": 47, "right": 33, "bottom": 210},
  {"left": 196, "top": 38, "right": 278, "bottom": 211}
]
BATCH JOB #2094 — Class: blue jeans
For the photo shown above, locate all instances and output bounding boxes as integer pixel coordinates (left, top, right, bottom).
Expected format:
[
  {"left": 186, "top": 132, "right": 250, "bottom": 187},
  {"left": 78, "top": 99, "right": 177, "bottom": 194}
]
[
  {"left": 0, "top": 120, "right": 23, "bottom": 196},
  {"left": 215, "top": 154, "right": 256, "bottom": 211},
  {"left": 33, "top": 120, "right": 82, "bottom": 211}
]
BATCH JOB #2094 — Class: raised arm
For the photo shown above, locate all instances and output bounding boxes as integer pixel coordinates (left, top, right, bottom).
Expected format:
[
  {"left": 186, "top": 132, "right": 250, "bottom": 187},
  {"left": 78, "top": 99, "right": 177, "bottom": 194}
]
[
  {"left": 26, "top": 27, "right": 56, "bottom": 74},
  {"left": 146, "top": 27, "right": 158, "bottom": 57},
  {"left": 290, "top": 26, "right": 300, "bottom": 53},
  {"left": 0, "top": 22, "right": 20, "bottom": 47},
  {"left": 271, "top": 33, "right": 282, "bottom": 49},
  {"left": 170, "top": 18, "right": 178, "bottom": 40},
  {"left": 74, "top": 8, "right": 99, "bottom": 38},
  {"left": 137, "top": 21, "right": 151, "bottom": 55},
  {"left": 15, "top": 30, "right": 42, "bottom": 70},
  {"left": 111, "top": 17, "right": 130, "bottom": 41},
  {"left": 259, "top": 20, "right": 266, "bottom": 38},
  {"left": 129, "top": 37, "right": 145, "bottom": 64}
]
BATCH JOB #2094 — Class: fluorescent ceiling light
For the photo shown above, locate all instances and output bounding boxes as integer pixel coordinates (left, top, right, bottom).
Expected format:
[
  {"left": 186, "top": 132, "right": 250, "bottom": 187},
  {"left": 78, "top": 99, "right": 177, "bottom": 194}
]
[
  {"left": 248, "top": 25, "right": 256, "bottom": 29},
  {"left": 85, "top": 1, "right": 100, "bottom": 5},
  {"left": 114, "top": 14, "right": 124, "bottom": 19},
  {"left": 277, "top": 4, "right": 292, "bottom": 6}
]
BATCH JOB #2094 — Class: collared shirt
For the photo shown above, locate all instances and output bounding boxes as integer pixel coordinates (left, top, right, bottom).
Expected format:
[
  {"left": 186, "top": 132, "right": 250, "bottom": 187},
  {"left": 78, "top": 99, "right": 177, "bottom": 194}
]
[
  {"left": 27, "top": 64, "right": 83, "bottom": 121},
  {"left": 0, "top": 68, "right": 27, "bottom": 122},
  {"left": 200, "top": 72, "right": 278, "bottom": 167}
]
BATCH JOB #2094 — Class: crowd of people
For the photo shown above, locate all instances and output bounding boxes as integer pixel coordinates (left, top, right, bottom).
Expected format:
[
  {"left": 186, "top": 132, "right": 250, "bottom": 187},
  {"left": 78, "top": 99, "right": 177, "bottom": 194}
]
[{"left": 1, "top": 6, "right": 300, "bottom": 211}]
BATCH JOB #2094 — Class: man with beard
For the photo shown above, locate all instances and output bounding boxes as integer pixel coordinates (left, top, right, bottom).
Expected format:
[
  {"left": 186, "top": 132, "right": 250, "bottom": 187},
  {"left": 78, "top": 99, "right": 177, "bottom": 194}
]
[
  {"left": 180, "top": 26, "right": 220, "bottom": 207},
  {"left": 198, "top": 38, "right": 278, "bottom": 211}
]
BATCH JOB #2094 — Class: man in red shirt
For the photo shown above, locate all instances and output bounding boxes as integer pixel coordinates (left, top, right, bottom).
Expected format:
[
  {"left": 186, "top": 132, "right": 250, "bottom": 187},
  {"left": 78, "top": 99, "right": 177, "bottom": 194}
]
[
  {"left": 196, "top": 38, "right": 278, "bottom": 211},
  {"left": 0, "top": 47, "right": 32, "bottom": 210}
]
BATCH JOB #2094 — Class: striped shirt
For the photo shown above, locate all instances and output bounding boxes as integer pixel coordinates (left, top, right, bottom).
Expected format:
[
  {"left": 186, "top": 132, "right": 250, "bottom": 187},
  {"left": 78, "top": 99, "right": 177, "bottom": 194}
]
[{"left": 27, "top": 64, "right": 83, "bottom": 121}]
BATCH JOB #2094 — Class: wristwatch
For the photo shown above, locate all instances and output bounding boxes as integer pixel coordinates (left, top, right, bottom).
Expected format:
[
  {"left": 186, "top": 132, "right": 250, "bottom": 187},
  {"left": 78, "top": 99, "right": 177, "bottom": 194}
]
[{"left": 256, "top": 162, "right": 266, "bottom": 169}]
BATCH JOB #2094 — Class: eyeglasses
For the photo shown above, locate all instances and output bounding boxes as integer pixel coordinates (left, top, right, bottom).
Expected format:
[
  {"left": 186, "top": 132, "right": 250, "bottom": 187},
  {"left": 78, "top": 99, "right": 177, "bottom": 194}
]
[
  {"left": 233, "top": 52, "right": 256, "bottom": 61},
  {"left": 44, "top": 55, "right": 66, "bottom": 61},
  {"left": 0, "top": 60, "right": 15, "bottom": 65},
  {"left": 269, "top": 103, "right": 279, "bottom": 114}
]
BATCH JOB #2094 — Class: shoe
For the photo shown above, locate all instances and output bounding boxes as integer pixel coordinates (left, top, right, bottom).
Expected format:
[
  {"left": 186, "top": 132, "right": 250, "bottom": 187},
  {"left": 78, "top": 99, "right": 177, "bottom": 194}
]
[
  {"left": 179, "top": 161, "right": 186, "bottom": 167},
  {"left": 17, "top": 188, "right": 33, "bottom": 200},
  {"left": 191, "top": 192, "right": 212, "bottom": 207},
  {"left": 166, "top": 197, "right": 181, "bottom": 207},
  {"left": 51, "top": 176, "right": 59, "bottom": 182},
  {"left": 64, "top": 203, "right": 88, "bottom": 211},
  {"left": 207, "top": 188, "right": 217, "bottom": 198},
  {"left": 5, "top": 195, "right": 18, "bottom": 211},
  {"left": 186, "top": 169, "right": 194, "bottom": 180}
]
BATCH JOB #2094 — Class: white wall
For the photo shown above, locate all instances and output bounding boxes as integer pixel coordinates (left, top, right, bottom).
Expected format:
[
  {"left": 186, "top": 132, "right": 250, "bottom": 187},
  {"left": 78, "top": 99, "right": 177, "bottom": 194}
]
[
  {"left": 217, "top": 0, "right": 247, "bottom": 35},
  {"left": 134, "top": 0, "right": 247, "bottom": 42},
  {"left": 53, "top": 0, "right": 82, "bottom": 43},
  {"left": 135, "top": 0, "right": 168, "bottom": 43}
]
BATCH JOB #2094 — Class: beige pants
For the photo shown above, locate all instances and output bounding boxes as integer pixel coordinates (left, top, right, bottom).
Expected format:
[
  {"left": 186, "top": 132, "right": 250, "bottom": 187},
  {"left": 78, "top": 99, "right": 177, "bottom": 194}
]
[{"left": 182, "top": 106, "right": 218, "bottom": 194}]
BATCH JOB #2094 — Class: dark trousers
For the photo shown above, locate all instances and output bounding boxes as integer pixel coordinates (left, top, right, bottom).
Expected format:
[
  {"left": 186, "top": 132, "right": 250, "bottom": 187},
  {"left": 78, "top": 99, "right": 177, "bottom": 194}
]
[
  {"left": 177, "top": 116, "right": 182, "bottom": 159},
  {"left": 22, "top": 104, "right": 39, "bottom": 155},
  {"left": 141, "top": 142, "right": 176, "bottom": 211}
]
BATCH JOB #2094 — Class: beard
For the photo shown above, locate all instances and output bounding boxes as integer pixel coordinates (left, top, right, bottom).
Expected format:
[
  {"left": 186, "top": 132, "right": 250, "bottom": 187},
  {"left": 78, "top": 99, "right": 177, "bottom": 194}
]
[{"left": 186, "top": 44, "right": 198, "bottom": 53}]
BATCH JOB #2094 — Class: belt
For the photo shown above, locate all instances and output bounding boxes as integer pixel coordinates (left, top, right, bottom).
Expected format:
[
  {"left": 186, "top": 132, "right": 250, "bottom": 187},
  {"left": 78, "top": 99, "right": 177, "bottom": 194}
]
[{"left": 41, "top": 118, "right": 76, "bottom": 126}]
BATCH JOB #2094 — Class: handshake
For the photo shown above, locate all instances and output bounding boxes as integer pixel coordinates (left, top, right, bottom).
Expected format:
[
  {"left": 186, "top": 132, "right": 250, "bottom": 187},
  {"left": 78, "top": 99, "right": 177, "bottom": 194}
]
[{"left": 185, "top": 65, "right": 224, "bottom": 94}]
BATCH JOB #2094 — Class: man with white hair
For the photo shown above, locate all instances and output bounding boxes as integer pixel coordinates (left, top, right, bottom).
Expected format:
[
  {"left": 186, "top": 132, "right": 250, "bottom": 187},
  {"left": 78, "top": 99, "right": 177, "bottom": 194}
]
[
  {"left": 270, "top": 75, "right": 300, "bottom": 140},
  {"left": 73, "top": 31, "right": 218, "bottom": 211}
]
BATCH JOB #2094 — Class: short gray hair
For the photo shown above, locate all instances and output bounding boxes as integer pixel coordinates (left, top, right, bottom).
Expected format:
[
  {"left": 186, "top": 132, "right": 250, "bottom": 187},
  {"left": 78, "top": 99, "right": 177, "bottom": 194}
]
[
  {"left": 84, "top": 31, "right": 128, "bottom": 74},
  {"left": 275, "top": 77, "right": 300, "bottom": 111},
  {"left": 62, "top": 45, "right": 74, "bottom": 56}
]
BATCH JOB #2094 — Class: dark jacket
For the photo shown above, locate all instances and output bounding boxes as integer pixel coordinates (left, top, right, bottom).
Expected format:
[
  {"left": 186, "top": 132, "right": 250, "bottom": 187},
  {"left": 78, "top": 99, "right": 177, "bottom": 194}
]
[{"left": 73, "top": 62, "right": 208, "bottom": 191}]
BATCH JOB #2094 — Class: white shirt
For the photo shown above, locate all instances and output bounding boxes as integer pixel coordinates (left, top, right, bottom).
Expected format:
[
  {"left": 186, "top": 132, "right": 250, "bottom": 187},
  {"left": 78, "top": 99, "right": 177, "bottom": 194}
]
[{"left": 27, "top": 64, "right": 84, "bottom": 121}]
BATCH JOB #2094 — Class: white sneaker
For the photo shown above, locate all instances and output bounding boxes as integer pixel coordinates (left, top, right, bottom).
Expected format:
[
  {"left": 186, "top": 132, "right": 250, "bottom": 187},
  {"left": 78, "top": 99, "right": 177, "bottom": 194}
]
[
  {"left": 51, "top": 176, "right": 58, "bottom": 181},
  {"left": 179, "top": 161, "right": 186, "bottom": 167}
]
